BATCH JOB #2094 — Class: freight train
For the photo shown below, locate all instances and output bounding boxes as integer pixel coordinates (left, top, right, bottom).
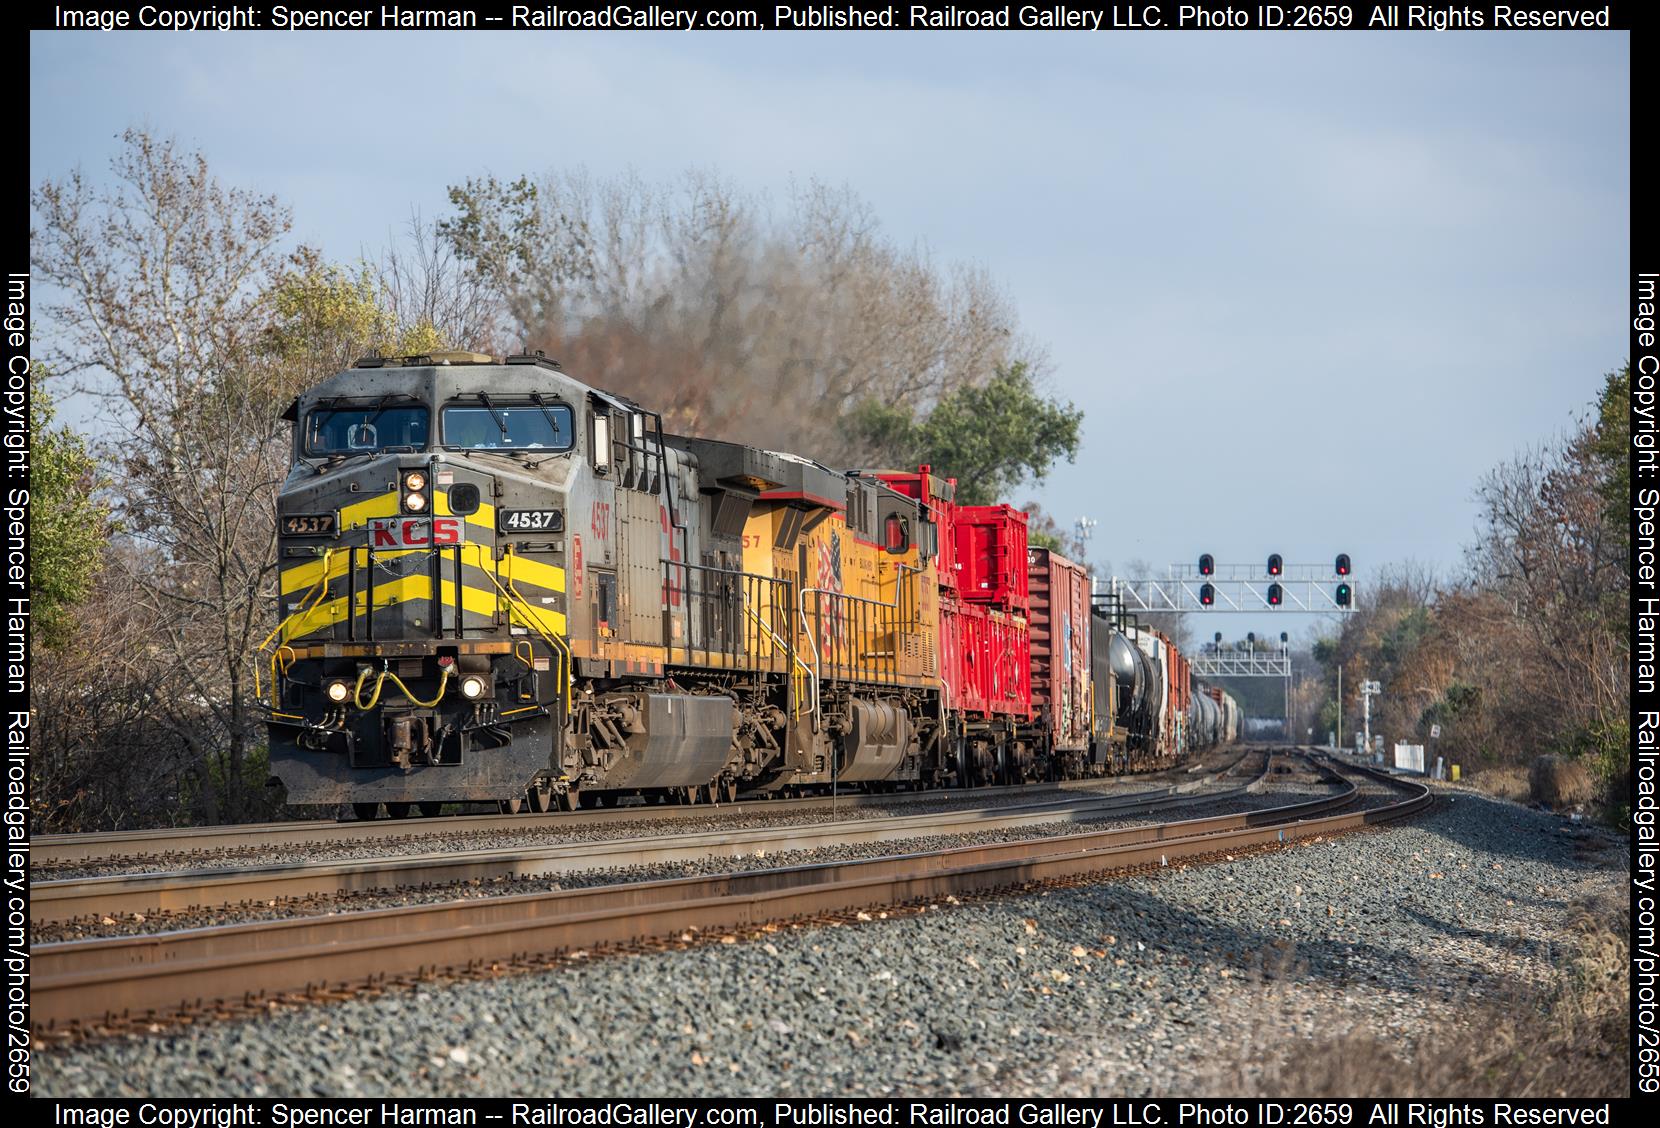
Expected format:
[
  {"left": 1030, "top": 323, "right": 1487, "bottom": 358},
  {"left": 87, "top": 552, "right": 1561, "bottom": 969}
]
[{"left": 260, "top": 351, "right": 1238, "bottom": 817}]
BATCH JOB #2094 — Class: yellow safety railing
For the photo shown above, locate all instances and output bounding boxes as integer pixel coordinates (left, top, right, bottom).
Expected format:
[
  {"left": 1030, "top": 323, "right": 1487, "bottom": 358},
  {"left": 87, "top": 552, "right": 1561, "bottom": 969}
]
[
  {"left": 744, "top": 598, "right": 815, "bottom": 719},
  {"left": 479, "top": 544, "right": 572, "bottom": 711},
  {"left": 253, "top": 542, "right": 573, "bottom": 716},
  {"left": 254, "top": 549, "right": 335, "bottom": 707}
]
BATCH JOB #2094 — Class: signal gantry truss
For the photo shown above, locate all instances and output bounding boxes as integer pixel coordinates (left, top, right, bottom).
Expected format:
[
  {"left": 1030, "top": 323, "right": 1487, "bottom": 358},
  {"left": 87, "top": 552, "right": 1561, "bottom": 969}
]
[
  {"left": 1187, "top": 651, "right": 1292, "bottom": 678},
  {"left": 1101, "top": 568, "right": 1358, "bottom": 614}
]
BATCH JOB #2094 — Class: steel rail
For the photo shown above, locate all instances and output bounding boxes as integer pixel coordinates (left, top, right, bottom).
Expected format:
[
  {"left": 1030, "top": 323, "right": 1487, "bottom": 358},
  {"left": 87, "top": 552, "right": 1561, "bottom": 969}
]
[
  {"left": 31, "top": 757, "right": 1275, "bottom": 924},
  {"left": 31, "top": 757, "right": 1425, "bottom": 1034},
  {"left": 34, "top": 753, "right": 1254, "bottom": 865}
]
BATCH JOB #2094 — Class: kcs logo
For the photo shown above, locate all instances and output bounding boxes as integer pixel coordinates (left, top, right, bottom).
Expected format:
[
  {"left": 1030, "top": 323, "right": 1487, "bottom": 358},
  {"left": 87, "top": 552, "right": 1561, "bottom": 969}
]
[{"left": 369, "top": 517, "right": 464, "bottom": 548}]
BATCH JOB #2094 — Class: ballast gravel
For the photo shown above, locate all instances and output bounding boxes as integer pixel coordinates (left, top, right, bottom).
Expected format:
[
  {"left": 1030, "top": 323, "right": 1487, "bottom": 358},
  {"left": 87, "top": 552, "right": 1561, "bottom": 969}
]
[
  {"left": 39, "top": 783, "right": 1621, "bottom": 1098},
  {"left": 35, "top": 780, "right": 1349, "bottom": 943}
]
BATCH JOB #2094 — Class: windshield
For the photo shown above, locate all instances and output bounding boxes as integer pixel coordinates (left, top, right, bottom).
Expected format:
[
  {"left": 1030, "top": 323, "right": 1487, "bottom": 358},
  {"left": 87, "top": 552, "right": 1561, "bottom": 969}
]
[
  {"left": 305, "top": 404, "right": 429, "bottom": 454},
  {"left": 443, "top": 401, "right": 575, "bottom": 451}
]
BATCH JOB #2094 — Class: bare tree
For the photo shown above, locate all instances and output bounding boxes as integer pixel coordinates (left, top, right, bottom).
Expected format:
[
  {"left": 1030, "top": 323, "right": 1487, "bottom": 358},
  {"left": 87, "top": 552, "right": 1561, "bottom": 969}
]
[
  {"left": 1468, "top": 429, "right": 1629, "bottom": 725},
  {"left": 375, "top": 211, "right": 506, "bottom": 353},
  {"left": 32, "top": 129, "right": 297, "bottom": 821},
  {"left": 439, "top": 168, "right": 1037, "bottom": 461}
]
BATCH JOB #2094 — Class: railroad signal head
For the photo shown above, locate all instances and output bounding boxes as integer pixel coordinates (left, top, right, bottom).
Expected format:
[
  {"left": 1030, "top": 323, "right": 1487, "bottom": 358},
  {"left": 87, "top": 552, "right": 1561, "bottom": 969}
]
[
  {"left": 1199, "top": 582, "right": 1215, "bottom": 606},
  {"left": 1267, "top": 553, "right": 1283, "bottom": 577},
  {"left": 1335, "top": 553, "right": 1351, "bottom": 577},
  {"left": 1267, "top": 583, "right": 1284, "bottom": 606},
  {"left": 1280, "top": 632, "right": 1289, "bottom": 644},
  {"left": 1335, "top": 582, "right": 1352, "bottom": 608},
  {"left": 1247, "top": 632, "right": 1255, "bottom": 644},
  {"left": 1198, "top": 553, "right": 1215, "bottom": 576},
  {"left": 1214, "top": 631, "right": 1223, "bottom": 644}
]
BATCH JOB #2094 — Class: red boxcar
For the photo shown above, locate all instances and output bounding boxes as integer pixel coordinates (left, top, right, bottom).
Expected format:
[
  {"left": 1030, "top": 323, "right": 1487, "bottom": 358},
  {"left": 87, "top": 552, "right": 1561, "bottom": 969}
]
[
  {"left": 1026, "top": 547, "right": 1091, "bottom": 754},
  {"left": 953, "top": 504, "right": 1030, "bottom": 610},
  {"left": 877, "top": 468, "right": 1032, "bottom": 726}
]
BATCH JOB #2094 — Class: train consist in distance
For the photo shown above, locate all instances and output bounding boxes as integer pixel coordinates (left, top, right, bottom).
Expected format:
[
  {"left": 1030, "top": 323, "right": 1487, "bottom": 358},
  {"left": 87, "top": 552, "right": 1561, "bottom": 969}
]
[{"left": 261, "top": 352, "right": 1238, "bottom": 817}]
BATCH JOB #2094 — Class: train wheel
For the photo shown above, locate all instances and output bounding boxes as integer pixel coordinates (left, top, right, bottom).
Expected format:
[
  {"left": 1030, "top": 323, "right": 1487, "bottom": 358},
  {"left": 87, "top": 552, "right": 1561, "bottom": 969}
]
[
  {"left": 558, "top": 788, "right": 581, "bottom": 812},
  {"left": 526, "top": 783, "right": 551, "bottom": 814},
  {"left": 721, "top": 779, "right": 738, "bottom": 804},
  {"left": 352, "top": 803, "right": 379, "bottom": 821},
  {"left": 417, "top": 802, "right": 443, "bottom": 818},
  {"left": 498, "top": 797, "right": 523, "bottom": 814},
  {"left": 385, "top": 802, "right": 412, "bottom": 820}
]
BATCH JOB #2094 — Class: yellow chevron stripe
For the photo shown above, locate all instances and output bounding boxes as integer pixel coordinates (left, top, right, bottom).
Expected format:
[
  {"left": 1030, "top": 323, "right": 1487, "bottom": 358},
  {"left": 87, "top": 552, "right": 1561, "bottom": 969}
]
[
  {"left": 432, "top": 488, "right": 497, "bottom": 535},
  {"left": 499, "top": 550, "right": 565, "bottom": 594},
  {"left": 340, "top": 490, "right": 401, "bottom": 528},
  {"left": 280, "top": 522, "right": 565, "bottom": 596},
  {"left": 283, "top": 577, "right": 567, "bottom": 642},
  {"left": 281, "top": 548, "right": 424, "bottom": 595}
]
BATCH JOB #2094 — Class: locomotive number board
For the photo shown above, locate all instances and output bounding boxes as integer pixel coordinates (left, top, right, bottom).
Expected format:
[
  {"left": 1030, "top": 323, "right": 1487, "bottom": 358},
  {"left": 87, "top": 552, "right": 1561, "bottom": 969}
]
[
  {"left": 279, "top": 513, "right": 336, "bottom": 537},
  {"left": 498, "top": 509, "right": 564, "bottom": 533}
]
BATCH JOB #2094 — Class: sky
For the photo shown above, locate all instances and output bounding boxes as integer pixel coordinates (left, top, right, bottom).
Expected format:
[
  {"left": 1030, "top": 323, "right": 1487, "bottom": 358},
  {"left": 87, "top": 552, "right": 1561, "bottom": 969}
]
[{"left": 28, "top": 29, "right": 1630, "bottom": 643}]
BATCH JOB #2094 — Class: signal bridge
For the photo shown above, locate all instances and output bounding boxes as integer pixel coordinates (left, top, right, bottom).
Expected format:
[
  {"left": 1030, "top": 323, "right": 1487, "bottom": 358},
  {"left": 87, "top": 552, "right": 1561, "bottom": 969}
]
[
  {"left": 1101, "top": 570, "right": 1358, "bottom": 614},
  {"left": 1187, "top": 649, "right": 1292, "bottom": 678}
]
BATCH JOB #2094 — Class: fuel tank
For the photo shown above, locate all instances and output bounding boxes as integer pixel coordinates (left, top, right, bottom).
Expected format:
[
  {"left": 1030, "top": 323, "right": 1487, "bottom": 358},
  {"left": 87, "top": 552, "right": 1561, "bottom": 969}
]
[{"left": 599, "top": 692, "right": 735, "bottom": 789}]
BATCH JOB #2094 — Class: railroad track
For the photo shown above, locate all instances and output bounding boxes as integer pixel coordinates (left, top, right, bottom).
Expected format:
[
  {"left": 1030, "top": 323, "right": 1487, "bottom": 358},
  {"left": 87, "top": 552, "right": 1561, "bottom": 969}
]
[
  {"left": 31, "top": 754, "right": 1272, "bottom": 927},
  {"left": 33, "top": 753, "right": 1240, "bottom": 866},
  {"left": 30, "top": 755, "right": 1428, "bottom": 1037}
]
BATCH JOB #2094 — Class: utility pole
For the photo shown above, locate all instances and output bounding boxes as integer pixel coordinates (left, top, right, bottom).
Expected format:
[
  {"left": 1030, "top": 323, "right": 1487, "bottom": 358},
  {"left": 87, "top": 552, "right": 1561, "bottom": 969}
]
[{"left": 1336, "top": 667, "right": 1342, "bottom": 753}]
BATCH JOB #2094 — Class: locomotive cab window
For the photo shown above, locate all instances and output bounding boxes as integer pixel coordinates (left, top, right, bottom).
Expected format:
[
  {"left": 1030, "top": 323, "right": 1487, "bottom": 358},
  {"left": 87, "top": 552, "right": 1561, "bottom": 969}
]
[
  {"left": 884, "top": 512, "right": 909, "bottom": 554},
  {"left": 305, "top": 401, "right": 429, "bottom": 455},
  {"left": 442, "top": 397, "right": 574, "bottom": 451}
]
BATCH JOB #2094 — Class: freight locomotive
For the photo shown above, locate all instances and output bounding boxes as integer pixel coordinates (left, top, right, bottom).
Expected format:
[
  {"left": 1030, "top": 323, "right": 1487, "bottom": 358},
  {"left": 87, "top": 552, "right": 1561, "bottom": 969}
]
[{"left": 260, "top": 351, "right": 1237, "bottom": 817}]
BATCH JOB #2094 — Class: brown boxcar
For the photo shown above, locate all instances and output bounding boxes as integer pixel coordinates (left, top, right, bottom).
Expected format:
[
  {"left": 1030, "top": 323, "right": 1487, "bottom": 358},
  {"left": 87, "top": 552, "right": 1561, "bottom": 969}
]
[{"left": 1026, "top": 547, "right": 1091, "bottom": 757}]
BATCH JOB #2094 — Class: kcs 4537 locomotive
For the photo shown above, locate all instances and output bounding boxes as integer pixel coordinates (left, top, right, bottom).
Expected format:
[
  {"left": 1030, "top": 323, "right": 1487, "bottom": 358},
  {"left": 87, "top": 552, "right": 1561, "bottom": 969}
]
[{"left": 260, "top": 352, "right": 1235, "bottom": 817}]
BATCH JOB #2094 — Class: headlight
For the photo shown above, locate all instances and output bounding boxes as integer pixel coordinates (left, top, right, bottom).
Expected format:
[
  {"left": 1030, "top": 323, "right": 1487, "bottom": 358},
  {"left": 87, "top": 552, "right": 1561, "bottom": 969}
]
[
  {"left": 326, "top": 680, "right": 351, "bottom": 703},
  {"left": 460, "top": 675, "right": 487, "bottom": 699},
  {"left": 402, "top": 469, "right": 429, "bottom": 512}
]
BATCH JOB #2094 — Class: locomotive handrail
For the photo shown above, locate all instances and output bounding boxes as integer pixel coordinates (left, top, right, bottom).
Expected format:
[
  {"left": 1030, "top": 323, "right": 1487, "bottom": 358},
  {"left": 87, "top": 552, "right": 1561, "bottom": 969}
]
[
  {"left": 742, "top": 594, "right": 816, "bottom": 720},
  {"left": 469, "top": 543, "right": 571, "bottom": 714},
  {"left": 253, "top": 548, "right": 337, "bottom": 707}
]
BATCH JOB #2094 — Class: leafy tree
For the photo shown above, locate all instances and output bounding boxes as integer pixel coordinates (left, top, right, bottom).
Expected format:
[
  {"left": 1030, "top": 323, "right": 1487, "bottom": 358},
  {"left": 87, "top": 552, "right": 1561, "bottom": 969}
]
[
  {"left": 27, "top": 374, "right": 111, "bottom": 648},
  {"left": 850, "top": 361, "right": 1082, "bottom": 506},
  {"left": 264, "top": 252, "right": 446, "bottom": 388}
]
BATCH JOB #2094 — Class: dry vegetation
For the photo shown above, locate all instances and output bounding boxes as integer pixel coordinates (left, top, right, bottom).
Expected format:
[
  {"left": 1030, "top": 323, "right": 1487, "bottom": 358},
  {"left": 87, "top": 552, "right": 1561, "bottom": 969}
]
[
  {"left": 1310, "top": 368, "right": 1631, "bottom": 824},
  {"left": 1206, "top": 894, "right": 1629, "bottom": 1098}
]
